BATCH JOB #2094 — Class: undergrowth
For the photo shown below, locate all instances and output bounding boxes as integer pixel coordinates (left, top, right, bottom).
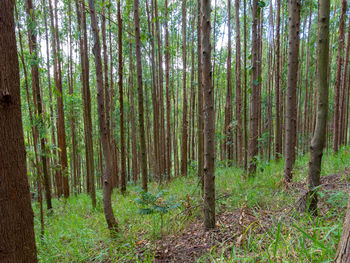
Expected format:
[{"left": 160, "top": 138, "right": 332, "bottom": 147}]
[{"left": 33, "top": 146, "right": 350, "bottom": 262}]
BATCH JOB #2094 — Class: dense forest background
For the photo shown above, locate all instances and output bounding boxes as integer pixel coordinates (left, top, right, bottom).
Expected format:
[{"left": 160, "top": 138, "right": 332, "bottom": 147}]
[{"left": 1, "top": 0, "right": 350, "bottom": 261}]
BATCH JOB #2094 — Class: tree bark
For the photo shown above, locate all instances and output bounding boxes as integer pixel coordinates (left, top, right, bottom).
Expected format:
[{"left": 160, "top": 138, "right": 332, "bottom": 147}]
[
  {"left": 248, "top": 0, "right": 259, "bottom": 176},
  {"left": 307, "top": 0, "right": 330, "bottom": 215},
  {"left": 0, "top": 1, "right": 37, "bottom": 261},
  {"left": 224, "top": 0, "right": 233, "bottom": 163},
  {"left": 25, "top": 0, "right": 52, "bottom": 211},
  {"left": 117, "top": 0, "right": 126, "bottom": 194},
  {"left": 134, "top": 0, "right": 148, "bottom": 192},
  {"left": 335, "top": 196, "right": 350, "bottom": 262},
  {"left": 197, "top": 0, "right": 204, "bottom": 188},
  {"left": 201, "top": 0, "right": 215, "bottom": 230},
  {"left": 181, "top": 0, "right": 188, "bottom": 177},
  {"left": 88, "top": 0, "right": 118, "bottom": 234},
  {"left": 284, "top": 0, "right": 301, "bottom": 182},
  {"left": 333, "top": 0, "right": 347, "bottom": 153},
  {"left": 235, "top": 0, "right": 242, "bottom": 165},
  {"left": 274, "top": 0, "right": 282, "bottom": 160}
]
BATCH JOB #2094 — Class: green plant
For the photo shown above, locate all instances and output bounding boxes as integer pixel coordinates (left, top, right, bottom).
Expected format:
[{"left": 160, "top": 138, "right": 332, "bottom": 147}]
[{"left": 134, "top": 188, "right": 180, "bottom": 238}]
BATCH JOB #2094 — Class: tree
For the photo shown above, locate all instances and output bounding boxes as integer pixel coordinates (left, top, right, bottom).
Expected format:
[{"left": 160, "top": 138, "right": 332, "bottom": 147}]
[
  {"left": 201, "top": 0, "right": 215, "bottom": 230},
  {"left": 333, "top": 0, "right": 347, "bottom": 153},
  {"left": 248, "top": 0, "right": 259, "bottom": 176},
  {"left": 0, "top": 1, "right": 37, "bottom": 261},
  {"left": 181, "top": 0, "right": 188, "bottom": 177},
  {"left": 306, "top": 0, "right": 330, "bottom": 214},
  {"left": 75, "top": 0, "right": 96, "bottom": 206},
  {"left": 224, "top": 0, "right": 233, "bottom": 162},
  {"left": 335, "top": 197, "right": 350, "bottom": 262},
  {"left": 235, "top": 0, "right": 242, "bottom": 165},
  {"left": 25, "top": 0, "right": 52, "bottom": 210},
  {"left": 284, "top": 0, "right": 301, "bottom": 182},
  {"left": 197, "top": 0, "right": 204, "bottom": 188},
  {"left": 274, "top": 0, "right": 282, "bottom": 159},
  {"left": 134, "top": 0, "right": 148, "bottom": 192},
  {"left": 88, "top": 0, "right": 118, "bottom": 235},
  {"left": 118, "top": 0, "right": 126, "bottom": 194}
]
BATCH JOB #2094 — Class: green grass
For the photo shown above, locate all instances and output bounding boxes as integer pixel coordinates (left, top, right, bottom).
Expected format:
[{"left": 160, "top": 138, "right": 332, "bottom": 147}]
[{"left": 33, "top": 146, "right": 350, "bottom": 262}]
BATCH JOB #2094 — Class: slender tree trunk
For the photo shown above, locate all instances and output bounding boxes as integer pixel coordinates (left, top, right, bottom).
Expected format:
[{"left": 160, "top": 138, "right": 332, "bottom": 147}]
[
  {"left": 284, "top": 0, "right": 301, "bottom": 182},
  {"left": 75, "top": 0, "right": 96, "bottom": 207},
  {"left": 243, "top": 0, "right": 248, "bottom": 170},
  {"left": 165, "top": 0, "right": 172, "bottom": 179},
  {"left": 0, "top": 1, "right": 37, "bottom": 260},
  {"left": 201, "top": 0, "right": 215, "bottom": 230},
  {"left": 224, "top": 0, "right": 233, "bottom": 163},
  {"left": 134, "top": 0, "right": 148, "bottom": 191},
  {"left": 117, "top": 0, "right": 126, "bottom": 194},
  {"left": 88, "top": 0, "right": 118, "bottom": 234},
  {"left": 235, "top": 0, "right": 242, "bottom": 165},
  {"left": 275, "top": 0, "right": 282, "bottom": 159},
  {"left": 306, "top": 0, "right": 330, "bottom": 215},
  {"left": 333, "top": 0, "right": 347, "bottom": 153},
  {"left": 25, "top": 0, "right": 52, "bottom": 210},
  {"left": 197, "top": 0, "right": 204, "bottom": 188},
  {"left": 181, "top": 0, "right": 188, "bottom": 177},
  {"left": 339, "top": 16, "right": 350, "bottom": 146},
  {"left": 248, "top": 0, "right": 259, "bottom": 176}
]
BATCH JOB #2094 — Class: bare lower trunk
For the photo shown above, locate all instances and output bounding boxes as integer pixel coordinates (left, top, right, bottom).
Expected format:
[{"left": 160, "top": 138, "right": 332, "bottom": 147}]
[
  {"left": 307, "top": 0, "right": 330, "bottom": 215},
  {"left": 201, "top": 0, "right": 216, "bottom": 230},
  {"left": 284, "top": 0, "right": 301, "bottom": 182},
  {"left": 88, "top": 0, "right": 118, "bottom": 235},
  {"left": 0, "top": 1, "right": 37, "bottom": 260}
]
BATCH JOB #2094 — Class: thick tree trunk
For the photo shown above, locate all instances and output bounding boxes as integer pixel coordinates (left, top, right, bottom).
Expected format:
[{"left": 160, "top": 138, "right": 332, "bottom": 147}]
[
  {"left": 307, "top": 0, "right": 330, "bottom": 214},
  {"left": 0, "top": 1, "right": 37, "bottom": 261},
  {"left": 201, "top": 0, "right": 216, "bottom": 230},
  {"left": 88, "top": 0, "right": 118, "bottom": 234},
  {"left": 284, "top": 0, "right": 301, "bottom": 182}
]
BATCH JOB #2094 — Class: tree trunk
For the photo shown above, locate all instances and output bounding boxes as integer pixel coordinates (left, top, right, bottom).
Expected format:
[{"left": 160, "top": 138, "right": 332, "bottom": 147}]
[
  {"left": 117, "top": 0, "right": 126, "bottom": 194},
  {"left": 75, "top": 0, "right": 96, "bottom": 207},
  {"left": 88, "top": 0, "right": 118, "bottom": 235},
  {"left": 235, "top": 0, "right": 242, "bottom": 165},
  {"left": 284, "top": 0, "right": 301, "bottom": 182},
  {"left": 0, "top": 1, "right": 37, "bottom": 261},
  {"left": 335, "top": 197, "right": 350, "bottom": 262},
  {"left": 197, "top": 0, "right": 204, "bottom": 188},
  {"left": 165, "top": 0, "right": 172, "bottom": 179},
  {"left": 248, "top": 0, "right": 259, "bottom": 176},
  {"left": 201, "top": 0, "right": 215, "bottom": 230},
  {"left": 274, "top": 0, "right": 282, "bottom": 160},
  {"left": 25, "top": 0, "right": 52, "bottom": 211},
  {"left": 134, "top": 0, "right": 148, "bottom": 192},
  {"left": 181, "top": 0, "right": 188, "bottom": 177},
  {"left": 307, "top": 0, "right": 330, "bottom": 215},
  {"left": 333, "top": 0, "right": 347, "bottom": 153},
  {"left": 224, "top": 0, "right": 233, "bottom": 163}
]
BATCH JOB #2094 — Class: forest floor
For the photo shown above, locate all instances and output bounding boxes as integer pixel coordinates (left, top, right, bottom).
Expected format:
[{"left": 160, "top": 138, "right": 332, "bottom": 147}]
[{"left": 34, "top": 147, "right": 350, "bottom": 262}]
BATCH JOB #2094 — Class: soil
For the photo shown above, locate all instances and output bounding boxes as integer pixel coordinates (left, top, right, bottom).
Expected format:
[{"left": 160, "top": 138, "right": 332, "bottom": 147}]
[{"left": 137, "top": 168, "right": 350, "bottom": 262}]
